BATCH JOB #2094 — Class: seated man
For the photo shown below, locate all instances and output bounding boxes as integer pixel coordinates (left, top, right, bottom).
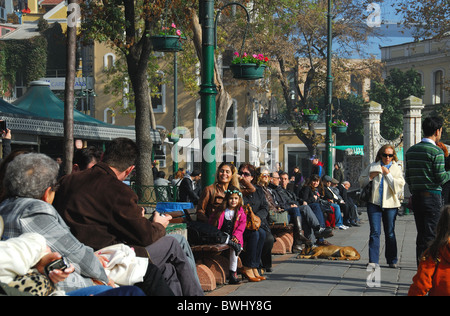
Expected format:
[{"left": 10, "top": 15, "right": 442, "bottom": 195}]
[
  {"left": 53, "top": 138, "right": 203, "bottom": 296},
  {"left": 0, "top": 153, "right": 110, "bottom": 293}
]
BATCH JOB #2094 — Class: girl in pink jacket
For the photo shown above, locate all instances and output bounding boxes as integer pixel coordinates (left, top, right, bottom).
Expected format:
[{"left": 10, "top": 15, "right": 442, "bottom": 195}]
[{"left": 209, "top": 186, "right": 247, "bottom": 284}]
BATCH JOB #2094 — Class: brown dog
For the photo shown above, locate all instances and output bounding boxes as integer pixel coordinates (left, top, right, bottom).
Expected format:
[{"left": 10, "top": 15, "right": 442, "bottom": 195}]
[{"left": 297, "top": 244, "right": 361, "bottom": 261}]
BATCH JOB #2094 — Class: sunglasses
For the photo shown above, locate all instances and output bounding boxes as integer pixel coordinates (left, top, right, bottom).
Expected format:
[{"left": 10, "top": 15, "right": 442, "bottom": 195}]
[
  {"left": 382, "top": 153, "right": 394, "bottom": 158},
  {"left": 239, "top": 171, "right": 251, "bottom": 177}
]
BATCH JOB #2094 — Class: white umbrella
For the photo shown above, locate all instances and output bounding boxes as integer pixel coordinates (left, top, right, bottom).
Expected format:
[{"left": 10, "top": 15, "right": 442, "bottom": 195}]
[{"left": 249, "top": 108, "right": 262, "bottom": 167}]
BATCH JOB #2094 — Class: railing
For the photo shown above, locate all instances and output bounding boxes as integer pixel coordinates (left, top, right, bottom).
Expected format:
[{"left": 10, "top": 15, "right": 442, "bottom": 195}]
[{"left": 130, "top": 183, "right": 179, "bottom": 206}]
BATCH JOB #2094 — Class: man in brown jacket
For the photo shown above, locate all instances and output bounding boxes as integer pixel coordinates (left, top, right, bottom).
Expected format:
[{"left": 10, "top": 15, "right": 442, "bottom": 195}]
[{"left": 53, "top": 138, "right": 203, "bottom": 296}]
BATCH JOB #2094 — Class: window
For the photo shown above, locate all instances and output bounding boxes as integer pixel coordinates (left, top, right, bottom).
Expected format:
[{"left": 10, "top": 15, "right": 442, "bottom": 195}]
[
  {"left": 434, "top": 70, "right": 444, "bottom": 104},
  {"left": 104, "top": 108, "right": 115, "bottom": 124},
  {"left": 103, "top": 53, "right": 116, "bottom": 69}
]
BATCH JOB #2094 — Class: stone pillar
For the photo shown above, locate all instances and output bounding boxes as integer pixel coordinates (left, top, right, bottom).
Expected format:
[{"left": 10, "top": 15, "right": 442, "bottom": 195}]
[
  {"left": 362, "top": 101, "right": 384, "bottom": 170},
  {"left": 403, "top": 96, "right": 425, "bottom": 156}
]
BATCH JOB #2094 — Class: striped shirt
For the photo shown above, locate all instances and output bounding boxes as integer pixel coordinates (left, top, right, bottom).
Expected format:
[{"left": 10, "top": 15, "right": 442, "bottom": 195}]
[
  {"left": 0, "top": 197, "right": 109, "bottom": 293},
  {"left": 405, "top": 140, "right": 450, "bottom": 193}
]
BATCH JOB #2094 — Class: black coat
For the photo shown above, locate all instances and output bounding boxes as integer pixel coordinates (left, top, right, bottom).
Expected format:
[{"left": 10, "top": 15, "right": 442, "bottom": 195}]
[{"left": 243, "top": 185, "right": 270, "bottom": 231}]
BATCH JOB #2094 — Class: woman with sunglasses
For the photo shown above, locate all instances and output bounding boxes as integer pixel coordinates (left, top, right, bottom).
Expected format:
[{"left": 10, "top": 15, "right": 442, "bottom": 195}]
[{"left": 359, "top": 144, "right": 405, "bottom": 269}]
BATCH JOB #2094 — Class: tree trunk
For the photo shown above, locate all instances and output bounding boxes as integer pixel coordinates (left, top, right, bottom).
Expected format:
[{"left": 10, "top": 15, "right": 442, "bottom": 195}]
[
  {"left": 125, "top": 44, "right": 154, "bottom": 189},
  {"left": 63, "top": 0, "right": 77, "bottom": 175}
]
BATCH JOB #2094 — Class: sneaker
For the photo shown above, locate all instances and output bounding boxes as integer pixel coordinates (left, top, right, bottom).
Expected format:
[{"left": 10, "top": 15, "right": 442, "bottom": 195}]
[{"left": 338, "top": 225, "right": 349, "bottom": 230}]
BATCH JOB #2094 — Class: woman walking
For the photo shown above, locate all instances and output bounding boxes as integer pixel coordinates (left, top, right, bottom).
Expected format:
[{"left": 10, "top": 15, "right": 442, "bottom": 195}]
[{"left": 359, "top": 145, "right": 405, "bottom": 268}]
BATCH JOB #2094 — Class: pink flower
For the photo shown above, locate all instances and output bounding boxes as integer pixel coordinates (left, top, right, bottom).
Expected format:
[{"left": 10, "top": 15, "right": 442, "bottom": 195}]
[
  {"left": 234, "top": 52, "right": 240, "bottom": 56},
  {"left": 176, "top": 29, "right": 182, "bottom": 36},
  {"left": 252, "top": 54, "right": 257, "bottom": 59},
  {"left": 171, "top": 23, "right": 177, "bottom": 28},
  {"left": 243, "top": 53, "right": 248, "bottom": 57}
]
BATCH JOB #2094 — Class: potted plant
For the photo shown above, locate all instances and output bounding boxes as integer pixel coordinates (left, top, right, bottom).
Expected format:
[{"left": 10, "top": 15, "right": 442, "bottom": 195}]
[
  {"left": 330, "top": 120, "right": 348, "bottom": 133},
  {"left": 167, "top": 132, "right": 180, "bottom": 143},
  {"left": 301, "top": 108, "right": 319, "bottom": 122},
  {"left": 150, "top": 23, "right": 186, "bottom": 52},
  {"left": 230, "top": 52, "right": 269, "bottom": 80}
]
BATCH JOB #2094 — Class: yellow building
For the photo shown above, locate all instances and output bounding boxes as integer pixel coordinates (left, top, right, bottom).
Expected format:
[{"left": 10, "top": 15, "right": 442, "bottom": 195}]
[{"left": 381, "top": 36, "right": 450, "bottom": 110}]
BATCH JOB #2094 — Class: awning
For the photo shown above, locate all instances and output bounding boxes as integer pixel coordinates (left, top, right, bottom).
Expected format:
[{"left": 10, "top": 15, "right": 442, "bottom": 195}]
[{"left": 0, "top": 81, "right": 135, "bottom": 141}]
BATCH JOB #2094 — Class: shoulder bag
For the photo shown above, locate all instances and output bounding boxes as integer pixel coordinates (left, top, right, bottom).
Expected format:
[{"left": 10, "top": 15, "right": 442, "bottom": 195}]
[
  {"left": 360, "top": 181, "right": 373, "bottom": 203},
  {"left": 243, "top": 204, "right": 261, "bottom": 231}
]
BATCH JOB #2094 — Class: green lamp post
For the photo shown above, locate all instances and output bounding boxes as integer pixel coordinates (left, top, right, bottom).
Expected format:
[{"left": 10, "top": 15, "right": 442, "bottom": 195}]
[
  {"left": 199, "top": 0, "right": 218, "bottom": 188},
  {"left": 325, "top": 0, "right": 334, "bottom": 177}
]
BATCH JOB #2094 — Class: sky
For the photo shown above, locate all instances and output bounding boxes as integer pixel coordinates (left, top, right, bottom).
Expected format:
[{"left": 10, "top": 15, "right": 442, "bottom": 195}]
[{"left": 358, "top": 0, "right": 415, "bottom": 58}]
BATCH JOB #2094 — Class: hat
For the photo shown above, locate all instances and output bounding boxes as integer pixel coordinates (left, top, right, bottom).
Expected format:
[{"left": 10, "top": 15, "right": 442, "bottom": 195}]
[
  {"left": 191, "top": 169, "right": 201, "bottom": 177},
  {"left": 331, "top": 178, "right": 339, "bottom": 184},
  {"left": 323, "top": 175, "right": 332, "bottom": 182},
  {"left": 0, "top": 216, "right": 3, "bottom": 239}
]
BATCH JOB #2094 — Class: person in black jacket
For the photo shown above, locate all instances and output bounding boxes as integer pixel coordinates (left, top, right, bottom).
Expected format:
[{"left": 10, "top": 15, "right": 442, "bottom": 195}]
[
  {"left": 178, "top": 170, "right": 202, "bottom": 205},
  {"left": 238, "top": 164, "right": 273, "bottom": 274}
]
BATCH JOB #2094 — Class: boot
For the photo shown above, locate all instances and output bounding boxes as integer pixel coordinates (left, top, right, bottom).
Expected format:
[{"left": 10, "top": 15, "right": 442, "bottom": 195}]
[
  {"left": 228, "top": 270, "right": 241, "bottom": 284},
  {"left": 292, "top": 216, "right": 310, "bottom": 252},
  {"left": 314, "top": 226, "right": 333, "bottom": 239}
]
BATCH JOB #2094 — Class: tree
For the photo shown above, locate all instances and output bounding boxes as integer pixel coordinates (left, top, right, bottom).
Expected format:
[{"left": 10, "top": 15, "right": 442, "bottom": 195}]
[
  {"left": 394, "top": 0, "right": 450, "bottom": 40},
  {"left": 235, "top": 0, "right": 381, "bottom": 157},
  {"left": 369, "top": 68, "right": 425, "bottom": 140},
  {"left": 81, "top": 0, "right": 165, "bottom": 189}
]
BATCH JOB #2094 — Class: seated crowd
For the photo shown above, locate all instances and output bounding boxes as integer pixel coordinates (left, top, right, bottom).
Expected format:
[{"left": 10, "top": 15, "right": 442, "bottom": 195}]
[{"left": 0, "top": 137, "right": 360, "bottom": 296}]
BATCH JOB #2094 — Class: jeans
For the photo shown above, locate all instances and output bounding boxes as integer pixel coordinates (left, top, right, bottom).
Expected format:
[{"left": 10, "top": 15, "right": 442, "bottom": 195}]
[
  {"left": 330, "top": 203, "right": 343, "bottom": 226},
  {"left": 242, "top": 228, "right": 266, "bottom": 268},
  {"left": 367, "top": 203, "right": 398, "bottom": 265},
  {"left": 411, "top": 192, "right": 442, "bottom": 265}
]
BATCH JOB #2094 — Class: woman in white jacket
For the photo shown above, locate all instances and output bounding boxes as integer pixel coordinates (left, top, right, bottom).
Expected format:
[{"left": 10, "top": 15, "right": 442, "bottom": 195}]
[{"left": 359, "top": 145, "right": 405, "bottom": 268}]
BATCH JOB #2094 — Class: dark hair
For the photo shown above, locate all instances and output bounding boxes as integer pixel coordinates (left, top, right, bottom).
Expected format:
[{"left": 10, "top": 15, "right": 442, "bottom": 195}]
[
  {"left": 102, "top": 138, "right": 138, "bottom": 172},
  {"left": 238, "top": 163, "right": 256, "bottom": 178},
  {"left": 422, "top": 116, "right": 443, "bottom": 137},
  {"left": 423, "top": 206, "right": 450, "bottom": 262},
  {"left": 73, "top": 146, "right": 102, "bottom": 171},
  {"left": 305, "top": 174, "right": 324, "bottom": 195},
  {"left": 157, "top": 170, "right": 166, "bottom": 179}
]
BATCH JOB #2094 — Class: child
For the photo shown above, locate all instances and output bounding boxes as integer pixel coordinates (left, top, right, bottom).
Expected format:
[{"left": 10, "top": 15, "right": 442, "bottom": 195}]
[
  {"left": 408, "top": 205, "right": 450, "bottom": 296},
  {"left": 209, "top": 186, "right": 247, "bottom": 284}
]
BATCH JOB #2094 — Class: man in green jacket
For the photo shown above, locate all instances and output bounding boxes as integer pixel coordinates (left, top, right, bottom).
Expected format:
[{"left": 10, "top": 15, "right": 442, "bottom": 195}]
[{"left": 405, "top": 116, "right": 450, "bottom": 265}]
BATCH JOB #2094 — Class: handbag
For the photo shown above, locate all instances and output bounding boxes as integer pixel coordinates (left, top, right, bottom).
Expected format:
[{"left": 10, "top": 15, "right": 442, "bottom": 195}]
[
  {"left": 360, "top": 181, "right": 373, "bottom": 202},
  {"left": 318, "top": 199, "right": 333, "bottom": 215},
  {"left": 269, "top": 209, "right": 289, "bottom": 226},
  {"left": 243, "top": 204, "right": 261, "bottom": 231},
  {"left": 186, "top": 221, "right": 229, "bottom": 245}
]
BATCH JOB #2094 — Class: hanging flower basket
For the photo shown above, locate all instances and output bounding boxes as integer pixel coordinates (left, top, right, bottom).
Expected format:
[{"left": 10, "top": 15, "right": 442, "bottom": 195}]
[
  {"left": 230, "top": 52, "right": 269, "bottom": 80},
  {"left": 151, "top": 35, "right": 186, "bottom": 52},
  {"left": 301, "top": 108, "right": 319, "bottom": 122},
  {"left": 230, "top": 63, "right": 267, "bottom": 80},
  {"left": 151, "top": 23, "right": 186, "bottom": 52},
  {"left": 330, "top": 120, "right": 348, "bottom": 133},
  {"left": 333, "top": 126, "right": 348, "bottom": 133},
  {"left": 168, "top": 133, "right": 180, "bottom": 143}
]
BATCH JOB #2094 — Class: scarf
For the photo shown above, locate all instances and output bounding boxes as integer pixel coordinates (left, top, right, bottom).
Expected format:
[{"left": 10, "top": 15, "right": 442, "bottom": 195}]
[{"left": 379, "top": 161, "right": 393, "bottom": 207}]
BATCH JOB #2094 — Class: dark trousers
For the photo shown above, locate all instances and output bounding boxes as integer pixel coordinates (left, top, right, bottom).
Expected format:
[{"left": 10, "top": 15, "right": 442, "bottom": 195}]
[
  {"left": 411, "top": 192, "right": 442, "bottom": 266},
  {"left": 145, "top": 235, "right": 203, "bottom": 296},
  {"left": 242, "top": 228, "right": 266, "bottom": 268}
]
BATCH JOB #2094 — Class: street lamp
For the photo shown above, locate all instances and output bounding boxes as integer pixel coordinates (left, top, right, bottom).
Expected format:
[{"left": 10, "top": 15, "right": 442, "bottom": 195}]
[
  {"left": 199, "top": 0, "right": 218, "bottom": 188},
  {"left": 325, "top": 0, "right": 334, "bottom": 177}
]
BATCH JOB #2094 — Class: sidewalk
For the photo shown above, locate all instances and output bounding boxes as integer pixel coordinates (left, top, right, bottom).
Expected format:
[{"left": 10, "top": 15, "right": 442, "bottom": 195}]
[{"left": 209, "top": 210, "right": 418, "bottom": 296}]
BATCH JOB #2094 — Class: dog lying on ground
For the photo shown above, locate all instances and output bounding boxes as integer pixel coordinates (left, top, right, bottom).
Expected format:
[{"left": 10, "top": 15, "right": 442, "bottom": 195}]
[{"left": 297, "top": 244, "right": 361, "bottom": 261}]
